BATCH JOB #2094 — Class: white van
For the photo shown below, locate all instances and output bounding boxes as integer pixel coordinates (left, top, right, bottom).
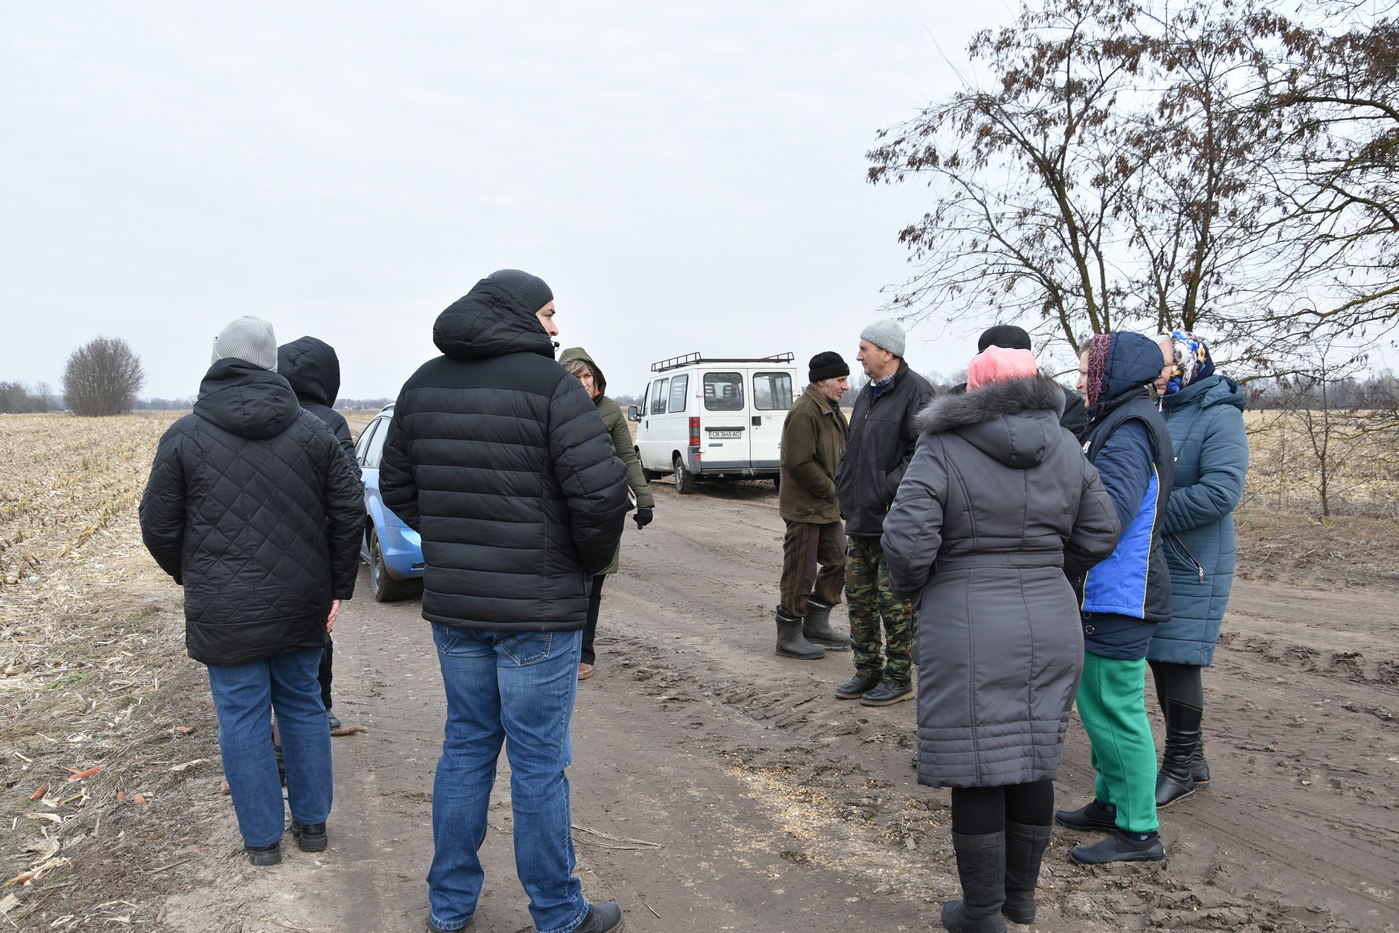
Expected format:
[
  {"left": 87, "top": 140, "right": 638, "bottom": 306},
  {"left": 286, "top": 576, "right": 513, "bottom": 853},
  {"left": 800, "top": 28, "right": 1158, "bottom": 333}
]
[{"left": 631, "top": 352, "right": 799, "bottom": 493}]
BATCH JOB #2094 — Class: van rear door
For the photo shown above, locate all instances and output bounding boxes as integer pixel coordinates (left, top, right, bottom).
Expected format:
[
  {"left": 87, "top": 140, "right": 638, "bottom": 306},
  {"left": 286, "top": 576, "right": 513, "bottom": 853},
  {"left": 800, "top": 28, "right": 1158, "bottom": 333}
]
[{"left": 699, "top": 370, "right": 748, "bottom": 470}]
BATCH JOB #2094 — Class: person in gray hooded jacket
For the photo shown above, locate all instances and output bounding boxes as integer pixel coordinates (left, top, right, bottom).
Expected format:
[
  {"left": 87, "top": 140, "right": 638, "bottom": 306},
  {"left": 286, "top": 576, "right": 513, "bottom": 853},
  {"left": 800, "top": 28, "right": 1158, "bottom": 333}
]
[{"left": 883, "top": 346, "right": 1120, "bottom": 932}]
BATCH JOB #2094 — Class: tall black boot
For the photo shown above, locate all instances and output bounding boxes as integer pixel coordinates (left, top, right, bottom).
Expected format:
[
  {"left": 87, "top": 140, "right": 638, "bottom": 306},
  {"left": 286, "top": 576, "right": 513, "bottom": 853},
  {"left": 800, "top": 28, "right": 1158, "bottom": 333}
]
[
  {"left": 1156, "top": 699, "right": 1203, "bottom": 808},
  {"left": 775, "top": 610, "right": 825, "bottom": 660},
  {"left": 1002, "top": 821, "right": 1051, "bottom": 924},
  {"left": 1190, "top": 734, "right": 1211, "bottom": 788},
  {"left": 941, "top": 831, "right": 1007, "bottom": 933},
  {"left": 803, "top": 597, "right": 852, "bottom": 649}
]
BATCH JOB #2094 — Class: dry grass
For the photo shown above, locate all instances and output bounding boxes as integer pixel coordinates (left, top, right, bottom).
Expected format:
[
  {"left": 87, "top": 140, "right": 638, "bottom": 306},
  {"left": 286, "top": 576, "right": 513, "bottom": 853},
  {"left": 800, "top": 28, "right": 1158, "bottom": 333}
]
[
  {"left": 0, "top": 412, "right": 220, "bottom": 928},
  {"left": 1241, "top": 409, "right": 1399, "bottom": 519}
]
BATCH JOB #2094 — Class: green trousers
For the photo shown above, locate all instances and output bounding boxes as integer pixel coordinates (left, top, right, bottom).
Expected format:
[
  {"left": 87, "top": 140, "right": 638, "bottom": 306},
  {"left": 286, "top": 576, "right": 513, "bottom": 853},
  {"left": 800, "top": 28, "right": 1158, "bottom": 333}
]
[{"left": 1076, "top": 653, "right": 1159, "bottom": 834}]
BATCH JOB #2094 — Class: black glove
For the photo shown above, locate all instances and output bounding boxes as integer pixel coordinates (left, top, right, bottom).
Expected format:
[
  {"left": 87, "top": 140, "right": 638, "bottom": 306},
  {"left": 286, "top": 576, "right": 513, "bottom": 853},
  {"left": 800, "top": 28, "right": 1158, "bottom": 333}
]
[{"left": 633, "top": 507, "right": 653, "bottom": 530}]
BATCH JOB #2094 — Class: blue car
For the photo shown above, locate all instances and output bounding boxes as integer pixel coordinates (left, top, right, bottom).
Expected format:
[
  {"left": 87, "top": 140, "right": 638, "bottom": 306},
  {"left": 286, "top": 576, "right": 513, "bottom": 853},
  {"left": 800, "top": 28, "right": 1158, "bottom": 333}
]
[{"left": 354, "top": 404, "right": 424, "bottom": 601}]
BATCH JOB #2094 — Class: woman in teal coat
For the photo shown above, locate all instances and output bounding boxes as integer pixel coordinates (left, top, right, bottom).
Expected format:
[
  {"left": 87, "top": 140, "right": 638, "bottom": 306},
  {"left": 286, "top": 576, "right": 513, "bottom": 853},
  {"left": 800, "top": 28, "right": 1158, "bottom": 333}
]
[{"left": 1147, "top": 332, "right": 1249, "bottom": 808}]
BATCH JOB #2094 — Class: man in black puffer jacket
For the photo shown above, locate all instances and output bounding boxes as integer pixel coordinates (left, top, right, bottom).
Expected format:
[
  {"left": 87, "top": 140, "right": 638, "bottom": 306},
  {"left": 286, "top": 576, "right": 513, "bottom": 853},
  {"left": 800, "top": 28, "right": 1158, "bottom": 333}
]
[
  {"left": 278, "top": 335, "right": 361, "bottom": 730},
  {"left": 379, "top": 270, "right": 629, "bottom": 933},
  {"left": 140, "top": 316, "right": 362, "bottom": 867}
]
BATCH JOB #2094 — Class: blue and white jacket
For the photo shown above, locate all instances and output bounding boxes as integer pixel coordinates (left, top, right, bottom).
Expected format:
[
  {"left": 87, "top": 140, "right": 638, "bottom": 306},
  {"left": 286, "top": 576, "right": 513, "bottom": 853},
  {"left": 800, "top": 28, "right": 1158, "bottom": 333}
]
[{"left": 1075, "top": 333, "right": 1175, "bottom": 660}]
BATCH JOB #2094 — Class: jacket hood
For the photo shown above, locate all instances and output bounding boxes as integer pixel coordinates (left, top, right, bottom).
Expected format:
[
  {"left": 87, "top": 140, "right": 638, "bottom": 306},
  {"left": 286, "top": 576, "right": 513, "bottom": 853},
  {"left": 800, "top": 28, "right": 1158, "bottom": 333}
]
[
  {"left": 433, "top": 279, "right": 557, "bottom": 361},
  {"left": 916, "top": 375, "right": 1066, "bottom": 469},
  {"left": 194, "top": 359, "right": 302, "bottom": 439},
  {"left": 1163, "top": 372, "right": 1245, "bottom": 413},
  {"left": 277, "top": 336, "right": 341, "bottom": 407},
  {"left": 558, "top": 346, "right": 608, "bottom": 397},
  {"left": 1090, "top": 332, "right": 1165, "bottom": 418}
]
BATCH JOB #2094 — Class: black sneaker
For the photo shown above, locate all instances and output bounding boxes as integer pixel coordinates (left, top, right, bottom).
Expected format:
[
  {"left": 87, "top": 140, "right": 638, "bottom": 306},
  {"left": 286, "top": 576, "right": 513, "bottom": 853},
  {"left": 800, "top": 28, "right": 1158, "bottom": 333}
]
[
  {"left": 245, "top": 840, "right": 282, "bottom": 865},
  {"left": 291, "top": 820, "right": 327, "bottom": 852},
  {"left": 1071, "top": 830, "right": 1166, "bottom": 864},
  {"left": 1055, "top": 799, "right": 1118, "bottom": 832},
  {"left": 859, "top": 680, "right": 914, "bottom": 706},
  {"left": 835, "top": 673, "right": 881, "bottom": 699},
  {"left": 575, "top": 901, "right": 623, "bottom": 933}
]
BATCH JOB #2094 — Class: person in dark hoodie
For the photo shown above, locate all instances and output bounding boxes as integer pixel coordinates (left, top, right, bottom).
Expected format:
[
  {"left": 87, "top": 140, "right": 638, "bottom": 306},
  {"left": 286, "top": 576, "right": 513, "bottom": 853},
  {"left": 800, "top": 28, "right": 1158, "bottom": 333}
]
[
  {"left": 1055, "top": 331, "right": 1175, "bottom": 865},
  {"left": 883, "top": 346, "right": 1120, "bottom": 932},
  {"left": 139, "top": 316, "right": 362, "bottom": 866},
  {"left": 557, "top": 346, "right": 656, "bottom": 681},
  {"left": 278, "top": 336, "right": 361, "bottom": 731},
  {"left": 378, "top": 271, "right": 629, "bottom": 933}
]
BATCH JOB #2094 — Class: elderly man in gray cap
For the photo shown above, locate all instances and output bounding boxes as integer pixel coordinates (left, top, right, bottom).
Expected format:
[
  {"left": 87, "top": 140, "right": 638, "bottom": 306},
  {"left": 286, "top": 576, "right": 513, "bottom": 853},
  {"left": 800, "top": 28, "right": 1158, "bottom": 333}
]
[
  {"left": 140, "top": 316, "right": 362, "bottom": 865},
  {"left": 833, "top": 319, "right": 934, "bottom": 706}
]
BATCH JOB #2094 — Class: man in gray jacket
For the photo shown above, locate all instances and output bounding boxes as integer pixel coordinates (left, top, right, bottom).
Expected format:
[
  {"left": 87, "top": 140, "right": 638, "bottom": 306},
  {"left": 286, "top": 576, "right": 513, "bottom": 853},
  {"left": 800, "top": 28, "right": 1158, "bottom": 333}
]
[{"left": 834, "top": 320, "right": 934, "bottom": 706}]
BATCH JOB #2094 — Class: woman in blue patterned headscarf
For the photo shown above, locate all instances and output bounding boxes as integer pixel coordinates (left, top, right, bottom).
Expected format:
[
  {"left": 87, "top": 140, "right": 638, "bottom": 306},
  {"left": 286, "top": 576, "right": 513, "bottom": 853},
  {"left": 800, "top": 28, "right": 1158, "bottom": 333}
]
[{"left": 1147, "top": 331, "right": 1249, "bottom": 809}]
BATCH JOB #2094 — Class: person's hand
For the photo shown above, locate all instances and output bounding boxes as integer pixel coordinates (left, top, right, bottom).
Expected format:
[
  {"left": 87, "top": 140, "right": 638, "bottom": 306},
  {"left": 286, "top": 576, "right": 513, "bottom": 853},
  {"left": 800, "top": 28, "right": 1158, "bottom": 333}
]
[
  {"left": 326, "top": 599, "right": 343, "bottom": 633},
  {"left": 634, "top": 507, "right": 653, "bottom": 530}
]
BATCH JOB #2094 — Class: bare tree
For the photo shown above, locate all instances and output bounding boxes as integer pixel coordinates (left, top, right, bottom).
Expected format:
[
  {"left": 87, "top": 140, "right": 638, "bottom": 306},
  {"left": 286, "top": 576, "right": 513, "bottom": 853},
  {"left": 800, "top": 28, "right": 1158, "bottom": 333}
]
[{"left": 63, "top": 337, "right": 145, "bottom": 417}]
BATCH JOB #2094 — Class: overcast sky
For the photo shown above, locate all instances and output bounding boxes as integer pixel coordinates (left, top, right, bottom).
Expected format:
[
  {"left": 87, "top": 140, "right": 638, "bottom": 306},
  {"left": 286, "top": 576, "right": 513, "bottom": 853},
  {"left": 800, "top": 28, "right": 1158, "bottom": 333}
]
[{"left": 1, "top": 2, "right": 1018, "bottom": 401}]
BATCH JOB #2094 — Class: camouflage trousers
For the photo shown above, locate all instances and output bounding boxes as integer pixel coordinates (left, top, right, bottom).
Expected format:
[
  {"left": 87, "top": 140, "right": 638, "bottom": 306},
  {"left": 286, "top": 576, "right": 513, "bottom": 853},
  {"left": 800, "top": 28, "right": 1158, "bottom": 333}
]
[{"left": 844, "top": 535, "right": 915, "bottom": 684}]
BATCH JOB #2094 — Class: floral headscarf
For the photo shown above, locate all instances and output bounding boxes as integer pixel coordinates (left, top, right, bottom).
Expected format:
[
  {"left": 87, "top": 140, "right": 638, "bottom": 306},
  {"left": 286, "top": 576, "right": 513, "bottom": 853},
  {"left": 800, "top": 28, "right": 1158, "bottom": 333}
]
[{"left": 1164, "top": 330, "right": 1215, "bottom": 395}]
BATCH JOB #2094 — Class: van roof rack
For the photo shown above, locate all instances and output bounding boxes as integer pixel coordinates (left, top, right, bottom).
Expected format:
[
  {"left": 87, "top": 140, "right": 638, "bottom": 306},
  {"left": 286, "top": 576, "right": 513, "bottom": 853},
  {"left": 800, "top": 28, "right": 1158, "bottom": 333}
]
[{"left": 650, "top": 351, "right": 795, "bottom": 373}]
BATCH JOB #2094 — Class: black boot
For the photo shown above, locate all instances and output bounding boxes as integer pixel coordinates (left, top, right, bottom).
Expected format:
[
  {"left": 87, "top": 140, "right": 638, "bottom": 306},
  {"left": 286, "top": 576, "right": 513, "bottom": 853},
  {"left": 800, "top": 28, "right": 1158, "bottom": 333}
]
[
  {"left": 1156, "top": 700, "right": 1203, "bottom": 809},
  {"left": 1002, "top": 821, "right": 1051, "bottom": 924},
  {"left": 775, "top": 610, "right": 825, "bottom": 660},
  {"left": 803, "top": 598, "right": 852, "bottom": 649},
  {"left": 1190, "top": 735, "right": 1211, "bottom": 788},
  {"left": 940, "top": 831, "right": 1007, "bottom": 933}
]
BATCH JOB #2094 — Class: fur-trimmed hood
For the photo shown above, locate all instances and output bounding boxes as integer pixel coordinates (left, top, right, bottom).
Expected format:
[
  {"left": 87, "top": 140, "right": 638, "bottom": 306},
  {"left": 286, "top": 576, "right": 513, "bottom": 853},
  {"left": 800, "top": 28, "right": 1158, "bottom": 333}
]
[{"left": 915, "top": 375, "right": 1068, "bottom": 470}]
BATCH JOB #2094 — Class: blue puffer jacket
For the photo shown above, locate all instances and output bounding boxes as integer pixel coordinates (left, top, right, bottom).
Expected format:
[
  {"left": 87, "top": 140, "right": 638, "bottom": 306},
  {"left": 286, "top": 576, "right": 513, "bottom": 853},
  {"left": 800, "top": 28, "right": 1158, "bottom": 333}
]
[{"left": 1146, "top": 374, "right": 1249, "bottom": 666}]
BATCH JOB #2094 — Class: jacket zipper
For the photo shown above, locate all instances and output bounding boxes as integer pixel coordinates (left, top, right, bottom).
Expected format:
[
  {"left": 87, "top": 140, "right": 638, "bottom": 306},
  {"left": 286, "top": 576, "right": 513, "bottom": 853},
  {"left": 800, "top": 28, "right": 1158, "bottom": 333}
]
[{"left": 1167, "top": 534, "right": 1205, "bottom": 583}]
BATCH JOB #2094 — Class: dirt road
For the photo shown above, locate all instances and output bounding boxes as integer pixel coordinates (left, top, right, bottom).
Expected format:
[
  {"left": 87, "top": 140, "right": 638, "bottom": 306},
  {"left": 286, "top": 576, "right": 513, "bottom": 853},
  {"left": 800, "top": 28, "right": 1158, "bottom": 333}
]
[{"left": 154, "top": 480, "right": 1397, "bottom": 933}]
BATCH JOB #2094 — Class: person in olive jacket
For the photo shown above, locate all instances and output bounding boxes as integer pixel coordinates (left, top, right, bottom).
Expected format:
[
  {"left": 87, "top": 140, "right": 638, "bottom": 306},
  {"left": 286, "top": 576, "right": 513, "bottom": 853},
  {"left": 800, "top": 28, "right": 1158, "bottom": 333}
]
[
  {"left": 883, "top": 345, "right": 1120, "bottom": 931},
  {"left": 139, "top": 316, "right": 362, "bottom": 866},
  {"left": 378, "top": 270, "right": 629, "bottom": 933},
  {"left": 1147, "top": 332, "right": 1249, "bottom": 808},
  {"left": 278, "top": 335, "right": 361, "bottom": 731},
  {"left": 773, "top": 351, "right": 852, "bottom": 660},
  {"left": 834, "top": 320, "right": 935, "bottom": 706},
  {"left": 558, "top": 346, "right": 656, "bottom": 681}
]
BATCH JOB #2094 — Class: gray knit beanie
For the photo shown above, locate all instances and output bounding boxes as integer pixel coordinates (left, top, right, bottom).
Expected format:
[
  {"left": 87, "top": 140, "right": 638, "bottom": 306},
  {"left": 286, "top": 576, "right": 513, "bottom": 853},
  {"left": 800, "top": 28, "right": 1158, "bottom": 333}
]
[
  {"left": 212, "top": 316, "right": 278, "bottom": 372},
  {"left": 860, "top": 319, "right": 906, "bottom": 358},
  {"left": 487, "top": 269, "right": 554, "bottom": 314}
]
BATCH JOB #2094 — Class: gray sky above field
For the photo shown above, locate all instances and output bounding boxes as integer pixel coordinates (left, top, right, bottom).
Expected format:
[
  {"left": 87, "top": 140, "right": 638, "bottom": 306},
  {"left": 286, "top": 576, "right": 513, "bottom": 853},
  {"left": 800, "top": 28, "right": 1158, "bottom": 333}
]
[{"left": 1, "top": 2, "right": 1014, "bottom": 401}]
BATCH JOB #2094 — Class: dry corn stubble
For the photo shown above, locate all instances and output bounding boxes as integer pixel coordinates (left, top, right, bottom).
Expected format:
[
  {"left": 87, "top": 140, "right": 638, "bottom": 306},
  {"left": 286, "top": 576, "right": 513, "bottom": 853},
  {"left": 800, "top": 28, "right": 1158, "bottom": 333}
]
[{"left": 0, "top": 412, "right": 225, "bottom": 928}]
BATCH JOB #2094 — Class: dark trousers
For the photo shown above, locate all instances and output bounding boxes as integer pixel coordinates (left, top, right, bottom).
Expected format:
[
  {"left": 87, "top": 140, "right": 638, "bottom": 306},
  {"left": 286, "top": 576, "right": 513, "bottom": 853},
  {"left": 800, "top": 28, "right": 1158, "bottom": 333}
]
[
  {"left": 778, "top": 519, "right": 846, "bottom": 618},
  {"left": 950, "top": 780, "right": 1055, "bottom": 834},
  {"left": 580, "top": 574, "right": 606, "bottom": 666},
  {"left": 318, "top": 635, "right": 333, "bottom": 710}
]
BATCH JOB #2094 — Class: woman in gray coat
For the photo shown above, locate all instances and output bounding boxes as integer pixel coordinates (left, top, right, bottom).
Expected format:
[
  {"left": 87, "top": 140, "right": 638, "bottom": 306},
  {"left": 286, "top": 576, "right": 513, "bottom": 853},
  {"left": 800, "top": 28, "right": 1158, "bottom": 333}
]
[{"left": 884, "top": 347, "right": 1120, "bottom": 933}]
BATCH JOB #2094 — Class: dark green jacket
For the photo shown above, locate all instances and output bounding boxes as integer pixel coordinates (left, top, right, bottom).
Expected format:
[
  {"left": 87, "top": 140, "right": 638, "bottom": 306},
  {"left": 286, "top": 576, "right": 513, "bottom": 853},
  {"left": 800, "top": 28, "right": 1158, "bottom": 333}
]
[
  {"left": 559, "top": 347, "right": 654, "bottom": 574},
  {"left": 779, "top": 385, "right": 849, "bottom": 523}
]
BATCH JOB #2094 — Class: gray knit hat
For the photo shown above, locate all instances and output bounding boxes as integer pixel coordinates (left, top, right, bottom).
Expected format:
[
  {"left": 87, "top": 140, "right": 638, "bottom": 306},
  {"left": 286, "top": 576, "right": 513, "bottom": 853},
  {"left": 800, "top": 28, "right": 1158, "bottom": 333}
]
[
  {"left": 487, "top": 269, "right": 554, "bottom": 314},
  {"left": 212, "top": 316, "right": 278, "bottom": 372},
  {"left": 860, "top": 319, "right": 905, "bottom": 358}
]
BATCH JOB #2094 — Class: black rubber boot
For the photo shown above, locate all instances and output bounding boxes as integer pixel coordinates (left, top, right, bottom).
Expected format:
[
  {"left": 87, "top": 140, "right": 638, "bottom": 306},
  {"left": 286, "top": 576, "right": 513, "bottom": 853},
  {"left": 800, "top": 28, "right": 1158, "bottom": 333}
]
[
  {"left": 1156, "top": 700, "right": 1203, "bottom": 809},
  {"left": 775, "top": 611, "right": 825, "bottom": 660},
  {"left": 802, "top": 598, "right": 852, "bottom": 649},
  {"left": 1002, "top": 821, "right": 1051, "bottom": 925},
  {"left": 940, "top": 831, "right": 1008, "bottom": 933}
]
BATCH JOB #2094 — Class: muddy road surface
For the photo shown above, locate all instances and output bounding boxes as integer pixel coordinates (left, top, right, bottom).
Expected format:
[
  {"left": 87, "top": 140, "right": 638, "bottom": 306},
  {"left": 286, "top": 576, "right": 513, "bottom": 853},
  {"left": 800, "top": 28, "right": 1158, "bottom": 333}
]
[{"left": 158, "top": 480, "right": 1397, "bottom": 933}]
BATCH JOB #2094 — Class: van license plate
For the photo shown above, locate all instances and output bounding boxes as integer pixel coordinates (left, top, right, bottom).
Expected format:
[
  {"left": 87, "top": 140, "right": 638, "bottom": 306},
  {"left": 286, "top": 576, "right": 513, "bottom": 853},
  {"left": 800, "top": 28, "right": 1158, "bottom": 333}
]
[{"left": 708, "top": 430, "right": 741, "bottom": 438}]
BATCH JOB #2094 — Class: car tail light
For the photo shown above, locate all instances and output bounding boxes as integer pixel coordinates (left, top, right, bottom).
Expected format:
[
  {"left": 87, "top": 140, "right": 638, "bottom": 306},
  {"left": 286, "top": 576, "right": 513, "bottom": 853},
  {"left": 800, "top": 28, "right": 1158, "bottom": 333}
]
[{"left": 689, "top": 417, "right": 700, "bottom": 447}]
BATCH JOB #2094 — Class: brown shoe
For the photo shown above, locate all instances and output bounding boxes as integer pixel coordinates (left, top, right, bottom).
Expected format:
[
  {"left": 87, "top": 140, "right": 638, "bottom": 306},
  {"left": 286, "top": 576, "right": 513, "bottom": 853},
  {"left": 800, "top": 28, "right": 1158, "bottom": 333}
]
[{"left": 578, "top": 662, "right": 594, "bottom": 681}]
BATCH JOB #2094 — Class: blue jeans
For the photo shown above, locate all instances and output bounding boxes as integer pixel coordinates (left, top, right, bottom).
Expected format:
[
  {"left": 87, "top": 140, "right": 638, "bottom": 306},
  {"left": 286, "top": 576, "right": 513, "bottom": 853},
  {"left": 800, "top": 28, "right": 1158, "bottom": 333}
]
[
  {"left": 427, "top": 626, "right": 587, "bottom": 933},
  {"left": 206, "top": 647, "right": 332, "bottom": 847}
]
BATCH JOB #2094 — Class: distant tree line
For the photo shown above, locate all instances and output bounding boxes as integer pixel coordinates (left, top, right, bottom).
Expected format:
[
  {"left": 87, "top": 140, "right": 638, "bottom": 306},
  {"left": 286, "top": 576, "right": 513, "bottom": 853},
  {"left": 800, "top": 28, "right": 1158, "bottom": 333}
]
[{"left": 0, "top": 382, "right": 56, "bottom": 413}]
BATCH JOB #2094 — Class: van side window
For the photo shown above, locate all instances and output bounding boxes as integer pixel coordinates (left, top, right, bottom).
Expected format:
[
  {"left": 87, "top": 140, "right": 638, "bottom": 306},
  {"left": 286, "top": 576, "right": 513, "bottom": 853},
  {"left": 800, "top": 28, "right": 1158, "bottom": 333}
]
[
  {"left": 363, "top": 418, "right": 390, "bottom": 470},
  {"left": 668, "top": 375, "right": 689, "bottom": 413},
  {"left": 704, "top": 373, "right": 744, "bottom": 411},
  {"left": 753, "top": 372, "right": 794, "bottom": 411},
  {"left": 650, "top": 378, "right": 669, "bottom": 415}
]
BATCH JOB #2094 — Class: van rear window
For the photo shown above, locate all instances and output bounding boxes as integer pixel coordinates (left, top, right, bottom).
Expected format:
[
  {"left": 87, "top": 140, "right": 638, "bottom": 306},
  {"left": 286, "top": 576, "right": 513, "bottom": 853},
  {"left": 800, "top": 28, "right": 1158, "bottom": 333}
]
[
  {"left": 704, "top": 373, "right": 744, "bottom": 411},
  {"left": 650, "top": 379, "right": 669, "bottom": 415},
  {"left": 753, "top": 372, "right": 793, "bottom": 410}
]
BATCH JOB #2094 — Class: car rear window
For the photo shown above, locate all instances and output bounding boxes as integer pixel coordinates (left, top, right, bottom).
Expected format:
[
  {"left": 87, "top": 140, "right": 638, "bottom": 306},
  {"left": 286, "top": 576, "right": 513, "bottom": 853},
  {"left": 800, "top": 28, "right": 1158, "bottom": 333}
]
[
  {"left": 753, "top": 372, "right": 794, "bottom": 410},
  {"left": 704, "top": 373, "right": 743, "bottom": 411}
]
